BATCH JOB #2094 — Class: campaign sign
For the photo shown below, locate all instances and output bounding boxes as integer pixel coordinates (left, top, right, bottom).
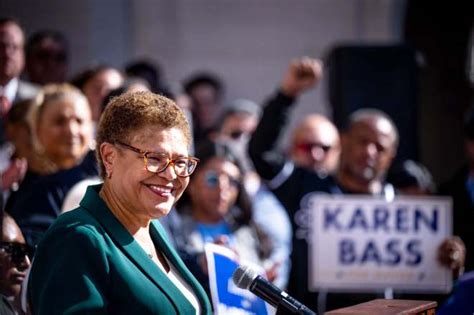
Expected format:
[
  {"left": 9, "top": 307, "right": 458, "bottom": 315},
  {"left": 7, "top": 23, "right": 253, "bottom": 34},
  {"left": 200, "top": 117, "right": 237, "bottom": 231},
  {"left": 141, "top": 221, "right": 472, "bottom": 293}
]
[
  {"left": 308, "top": 195, "right": 452, "bottom": 293},
  {"left": 205, "top": 243, "right": 271, "bottom": 315}
]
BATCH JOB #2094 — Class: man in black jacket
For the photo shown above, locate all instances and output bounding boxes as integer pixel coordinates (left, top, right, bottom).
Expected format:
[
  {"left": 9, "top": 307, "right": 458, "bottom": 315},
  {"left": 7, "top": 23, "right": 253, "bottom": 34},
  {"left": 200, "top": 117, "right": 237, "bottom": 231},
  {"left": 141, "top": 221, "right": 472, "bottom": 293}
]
[
  {"left": 439, "top": 109, "right": 474, "bottom": 273},
  {"left": 249, "top": 58, "right": 465, "bottom": 312}
]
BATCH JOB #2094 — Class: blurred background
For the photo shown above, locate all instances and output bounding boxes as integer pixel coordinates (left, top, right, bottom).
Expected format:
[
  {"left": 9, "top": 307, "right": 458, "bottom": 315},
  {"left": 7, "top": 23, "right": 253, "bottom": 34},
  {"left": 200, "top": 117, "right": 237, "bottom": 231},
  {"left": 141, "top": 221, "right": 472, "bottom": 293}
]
[{"left": 1, "top": 0, "right": 472, "bottom": 185}]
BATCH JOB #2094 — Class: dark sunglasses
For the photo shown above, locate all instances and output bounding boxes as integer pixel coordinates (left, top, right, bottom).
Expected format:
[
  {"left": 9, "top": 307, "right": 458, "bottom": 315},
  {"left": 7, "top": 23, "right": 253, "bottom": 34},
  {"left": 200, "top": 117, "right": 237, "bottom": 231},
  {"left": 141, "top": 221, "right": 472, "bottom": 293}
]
[
  {"left": 229, "top": 130, "right": 246, "bottom": 140},
  {"left": 0, "top": 242, "right": 32, "bottom": 265},
  {"left": 295, "top": 142, "right": 332, "bottom": 153},
  {"left": 204, "top": 170, "right": 240, "bottom": 189}
]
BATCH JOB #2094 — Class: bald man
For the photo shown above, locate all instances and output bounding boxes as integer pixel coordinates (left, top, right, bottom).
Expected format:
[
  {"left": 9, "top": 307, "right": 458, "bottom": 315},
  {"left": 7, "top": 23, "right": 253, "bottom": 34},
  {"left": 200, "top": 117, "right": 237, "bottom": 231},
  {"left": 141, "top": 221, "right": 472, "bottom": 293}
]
[
  {"left": 249, "top": 58, "right": 460, "bottom": 312},
  {"left": 290, "top": 113, "right": 340, "bottom": 175}
]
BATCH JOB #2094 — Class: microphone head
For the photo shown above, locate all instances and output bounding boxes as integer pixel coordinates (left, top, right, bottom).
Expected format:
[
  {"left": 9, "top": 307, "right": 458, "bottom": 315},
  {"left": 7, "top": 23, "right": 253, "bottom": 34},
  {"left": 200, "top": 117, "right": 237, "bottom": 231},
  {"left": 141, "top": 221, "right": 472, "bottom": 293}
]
[{"left": 232, "top": 265, "right": 259, "bottom": 290}]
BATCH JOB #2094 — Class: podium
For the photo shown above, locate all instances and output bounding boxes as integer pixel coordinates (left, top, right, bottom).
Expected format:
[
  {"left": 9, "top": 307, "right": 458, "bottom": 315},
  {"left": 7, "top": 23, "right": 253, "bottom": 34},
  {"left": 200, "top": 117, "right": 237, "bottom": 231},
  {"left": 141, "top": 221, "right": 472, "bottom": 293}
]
[{"left": 325, "top": 299, "right": 437, "bottom": 315}]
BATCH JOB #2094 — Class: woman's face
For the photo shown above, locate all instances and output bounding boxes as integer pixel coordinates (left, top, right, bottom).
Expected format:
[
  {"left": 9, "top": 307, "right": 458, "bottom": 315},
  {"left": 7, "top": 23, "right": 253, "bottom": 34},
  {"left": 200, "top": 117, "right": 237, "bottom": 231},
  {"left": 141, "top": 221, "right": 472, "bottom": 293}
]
[
  {"left": 105, "top": 126, "right": 190, "bottom": 220},
  {"left": 188, "top": 157, "right": 241, "bottom": 223},
  {"left": 37, "top": 97, "right": 92, "bottom": 169}
]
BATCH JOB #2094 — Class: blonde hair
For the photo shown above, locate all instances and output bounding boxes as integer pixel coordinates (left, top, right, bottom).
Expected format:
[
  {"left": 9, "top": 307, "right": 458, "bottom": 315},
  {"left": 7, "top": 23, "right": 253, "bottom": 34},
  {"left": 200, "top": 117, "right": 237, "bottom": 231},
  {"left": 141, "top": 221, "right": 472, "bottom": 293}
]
[{"left": 27, "top": 84, "right": 90, "bottom": 173}]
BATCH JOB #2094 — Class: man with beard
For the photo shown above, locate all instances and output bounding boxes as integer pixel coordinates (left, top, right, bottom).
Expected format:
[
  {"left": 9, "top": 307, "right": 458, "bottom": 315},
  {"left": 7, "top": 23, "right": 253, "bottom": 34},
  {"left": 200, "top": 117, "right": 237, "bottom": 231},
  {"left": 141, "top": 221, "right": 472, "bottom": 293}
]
[
  {"left": 335, "top": 108, "right": 398, "bottom": 196},
  {"left": 249, "top": 58, "right": 418, "bottom": 312}
]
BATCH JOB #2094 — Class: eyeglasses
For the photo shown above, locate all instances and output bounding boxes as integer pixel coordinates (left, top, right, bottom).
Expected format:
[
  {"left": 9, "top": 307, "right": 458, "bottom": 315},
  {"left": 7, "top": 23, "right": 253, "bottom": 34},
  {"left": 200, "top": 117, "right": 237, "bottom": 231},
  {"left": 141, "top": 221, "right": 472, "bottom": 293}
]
[
  {"left": 204, "top": 170, "right": 241, "bottom": 189},
  {"left": 0, "top": 242, "right": 32, "bottom": 265},
  {"left": 116, "top": 141, "right": 199, "bottom": 177},
  {"left": 295, "top": 142, "right": 332, "bottom": 153}
]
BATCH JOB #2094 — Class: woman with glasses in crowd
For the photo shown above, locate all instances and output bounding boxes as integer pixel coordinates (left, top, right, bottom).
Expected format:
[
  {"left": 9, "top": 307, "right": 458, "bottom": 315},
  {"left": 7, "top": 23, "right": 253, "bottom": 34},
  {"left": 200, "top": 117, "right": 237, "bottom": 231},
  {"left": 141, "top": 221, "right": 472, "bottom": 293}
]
[
  {"left": 164, "top": 139, "right": 274, "bottom": 295},
  {"left": 28, "top": 92, "right": 211, "bottom": 314}
]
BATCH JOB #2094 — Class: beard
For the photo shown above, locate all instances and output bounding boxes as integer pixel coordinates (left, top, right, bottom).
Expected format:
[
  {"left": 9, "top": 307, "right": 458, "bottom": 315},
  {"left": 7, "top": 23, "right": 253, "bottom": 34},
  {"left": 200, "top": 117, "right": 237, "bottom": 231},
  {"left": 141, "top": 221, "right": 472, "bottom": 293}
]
[{"left": 361, "top": 166, "right": 376, "bottom": 181}]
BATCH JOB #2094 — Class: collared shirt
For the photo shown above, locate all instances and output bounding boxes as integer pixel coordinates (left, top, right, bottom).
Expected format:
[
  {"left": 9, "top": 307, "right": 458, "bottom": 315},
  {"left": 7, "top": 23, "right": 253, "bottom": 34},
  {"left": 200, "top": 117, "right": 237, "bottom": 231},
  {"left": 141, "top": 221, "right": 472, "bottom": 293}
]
[{"left": 0, "top": 77, "right": 19, "bottom": 104}]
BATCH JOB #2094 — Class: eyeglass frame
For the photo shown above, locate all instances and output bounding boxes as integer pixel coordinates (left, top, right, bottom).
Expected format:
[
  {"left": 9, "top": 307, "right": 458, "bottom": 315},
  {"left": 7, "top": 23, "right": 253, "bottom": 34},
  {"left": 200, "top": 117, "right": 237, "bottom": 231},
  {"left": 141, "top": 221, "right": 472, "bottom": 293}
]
[{"left": 115, "top": 140, "right": 199, "bottom": 177}]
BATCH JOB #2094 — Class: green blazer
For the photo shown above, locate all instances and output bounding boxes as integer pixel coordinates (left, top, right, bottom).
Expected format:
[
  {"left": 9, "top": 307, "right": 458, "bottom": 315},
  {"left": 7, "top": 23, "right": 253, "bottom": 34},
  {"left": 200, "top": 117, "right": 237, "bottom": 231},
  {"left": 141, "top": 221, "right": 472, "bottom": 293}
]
[{"left": 28, "top": 185, "right": 212, "bottom": 315}]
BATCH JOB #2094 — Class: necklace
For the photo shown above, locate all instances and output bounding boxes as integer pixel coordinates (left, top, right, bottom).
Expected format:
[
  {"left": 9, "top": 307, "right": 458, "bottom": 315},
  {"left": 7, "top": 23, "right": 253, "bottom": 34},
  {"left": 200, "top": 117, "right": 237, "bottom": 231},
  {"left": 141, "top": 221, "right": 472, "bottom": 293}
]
[{"left": 146, "top": 243, "right": 155, "bottom": 259}]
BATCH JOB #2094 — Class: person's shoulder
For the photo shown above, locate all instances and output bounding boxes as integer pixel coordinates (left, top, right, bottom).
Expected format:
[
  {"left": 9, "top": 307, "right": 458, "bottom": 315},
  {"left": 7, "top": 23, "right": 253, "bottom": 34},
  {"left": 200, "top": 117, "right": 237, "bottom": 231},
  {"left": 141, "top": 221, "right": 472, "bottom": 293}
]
[
  {"left": 456, "top": 271, "right": 474, "bottom": 288},
  {"left": 31, "top": 207, "right": 111, "bottom": 281},
  {"left": 437, "top": 271, "right": 474, "bottom": 315},
  {"left": 43, "top": 207, "right": 103, "bottom": 242},
  {"left": 54, "top": 206, "right": 98, "bottom": 226},
  {"left": 34, "top": 207, "right": 109, "bottom": 264},
  {"left": 0, "top": 295, "right": 15, "bottom": 315},
  {"left": 439, "top": 166, "right": 469, "bottom": 195}
]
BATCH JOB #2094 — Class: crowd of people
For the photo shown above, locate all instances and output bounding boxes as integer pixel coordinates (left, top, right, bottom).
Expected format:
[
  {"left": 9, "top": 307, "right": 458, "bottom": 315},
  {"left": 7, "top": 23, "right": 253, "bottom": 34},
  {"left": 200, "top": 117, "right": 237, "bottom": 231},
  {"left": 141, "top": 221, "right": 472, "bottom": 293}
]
[{"left": 0, "top": 16, "right": 473, "bottom": 314}]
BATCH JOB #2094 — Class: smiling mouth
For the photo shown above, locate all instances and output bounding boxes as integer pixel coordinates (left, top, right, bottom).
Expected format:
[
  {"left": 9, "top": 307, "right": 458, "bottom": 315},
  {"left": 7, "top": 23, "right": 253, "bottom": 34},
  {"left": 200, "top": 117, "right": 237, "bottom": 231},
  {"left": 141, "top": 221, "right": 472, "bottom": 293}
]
[
  {"left": 146, "top": 184, "right": 174, "bottom": 197},
  {"left": 62, "top": 140, "right": 81, "bottom": 146}
]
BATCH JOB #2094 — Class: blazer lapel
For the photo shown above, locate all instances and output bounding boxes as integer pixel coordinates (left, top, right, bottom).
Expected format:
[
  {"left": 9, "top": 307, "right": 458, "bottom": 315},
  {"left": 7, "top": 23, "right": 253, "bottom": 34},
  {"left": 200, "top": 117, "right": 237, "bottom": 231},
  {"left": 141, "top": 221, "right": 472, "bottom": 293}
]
[
  {"left": 79, "top": 185, "right": 197, "bottom": 309},
  {"left": 150, "top": 221, "right": 211, "bottom": 313}
]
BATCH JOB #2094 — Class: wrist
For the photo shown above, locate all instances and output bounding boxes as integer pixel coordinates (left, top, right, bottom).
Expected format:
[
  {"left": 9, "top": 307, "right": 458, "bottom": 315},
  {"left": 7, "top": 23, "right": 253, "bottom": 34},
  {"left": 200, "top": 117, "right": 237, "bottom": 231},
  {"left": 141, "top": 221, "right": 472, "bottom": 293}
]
[
  {"left": 280, "top": 83, "right": 300, "bottom": 98},
  {"left": 278, "top": 86, "right": 298, "bottom": 100}
]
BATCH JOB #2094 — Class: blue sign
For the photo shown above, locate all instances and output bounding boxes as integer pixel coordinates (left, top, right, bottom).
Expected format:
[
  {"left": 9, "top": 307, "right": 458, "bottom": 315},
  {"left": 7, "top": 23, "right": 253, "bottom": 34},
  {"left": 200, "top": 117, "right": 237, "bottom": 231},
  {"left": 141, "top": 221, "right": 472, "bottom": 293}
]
[{"left": 205, "top": 244, "right": 271, "bottom": 315}]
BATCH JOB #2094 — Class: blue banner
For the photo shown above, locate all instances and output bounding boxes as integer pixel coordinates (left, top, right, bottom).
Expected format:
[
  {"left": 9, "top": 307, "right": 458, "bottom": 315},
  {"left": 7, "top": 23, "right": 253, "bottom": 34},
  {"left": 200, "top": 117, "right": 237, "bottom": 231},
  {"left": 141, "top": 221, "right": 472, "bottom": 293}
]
[{"left": 205, "top": 244, "right": 271, "bottom": 315}]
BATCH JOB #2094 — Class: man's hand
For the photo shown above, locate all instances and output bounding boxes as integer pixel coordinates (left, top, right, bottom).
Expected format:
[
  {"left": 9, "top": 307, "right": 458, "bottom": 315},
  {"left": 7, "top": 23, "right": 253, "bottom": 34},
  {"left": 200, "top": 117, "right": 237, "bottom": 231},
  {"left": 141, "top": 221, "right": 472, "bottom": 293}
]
[
  {"left": 281, "top": 57, "right": 323, "bottom": 98},
  {"left": 438, "top": 236, "right": 466, "bottom": 277}
]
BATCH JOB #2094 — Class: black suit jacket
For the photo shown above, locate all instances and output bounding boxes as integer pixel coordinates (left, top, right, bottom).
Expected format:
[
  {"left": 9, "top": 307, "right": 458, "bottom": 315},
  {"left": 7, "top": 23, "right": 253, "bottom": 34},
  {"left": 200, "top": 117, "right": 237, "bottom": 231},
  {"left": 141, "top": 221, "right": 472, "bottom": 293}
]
[
  {"left": 0, "top": 79, "right": 39, "bottom": 144},
  {"left": 439, "top": 166, "right": 474, "bottom": 272}
]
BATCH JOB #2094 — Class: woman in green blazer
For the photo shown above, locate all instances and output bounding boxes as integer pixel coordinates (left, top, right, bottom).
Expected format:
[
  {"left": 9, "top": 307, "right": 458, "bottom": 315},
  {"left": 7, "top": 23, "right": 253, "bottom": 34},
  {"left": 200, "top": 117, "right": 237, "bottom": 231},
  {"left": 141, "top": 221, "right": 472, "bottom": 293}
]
[{"left": 28, "top": 91, "right": 212, "bottom": 314}]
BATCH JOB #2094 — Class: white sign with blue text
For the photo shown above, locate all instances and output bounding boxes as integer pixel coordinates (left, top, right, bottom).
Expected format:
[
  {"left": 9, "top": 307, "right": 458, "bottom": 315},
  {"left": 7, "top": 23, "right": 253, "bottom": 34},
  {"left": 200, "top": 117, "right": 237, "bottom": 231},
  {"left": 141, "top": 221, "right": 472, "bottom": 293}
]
[
  {"left": 205, "top": 243, "right": 272, "bottom": 315},
  {"left": 308, "top": 195, "right": 452, "bottom": 293}
]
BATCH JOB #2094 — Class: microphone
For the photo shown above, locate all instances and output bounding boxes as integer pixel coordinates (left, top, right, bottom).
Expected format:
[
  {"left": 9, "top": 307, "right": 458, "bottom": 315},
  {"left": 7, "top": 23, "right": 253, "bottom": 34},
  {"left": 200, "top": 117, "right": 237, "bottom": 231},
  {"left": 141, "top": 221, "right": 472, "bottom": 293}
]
[{"left": 232, "top": 265, "right": 317, "bottom": 315}]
